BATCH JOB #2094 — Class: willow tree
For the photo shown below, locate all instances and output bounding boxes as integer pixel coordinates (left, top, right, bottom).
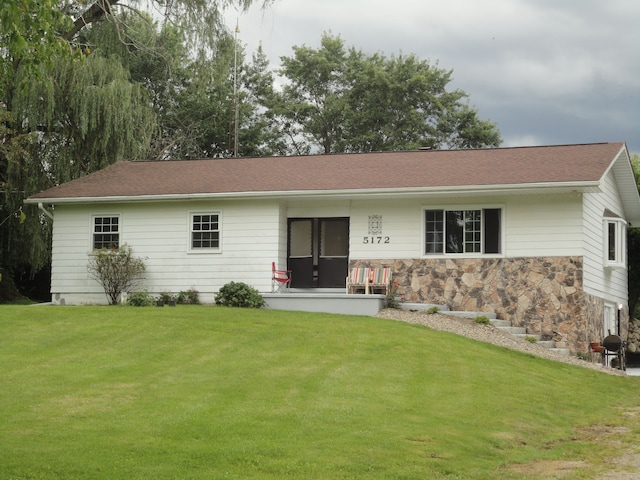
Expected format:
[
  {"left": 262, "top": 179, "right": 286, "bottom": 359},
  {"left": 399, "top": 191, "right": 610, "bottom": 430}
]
[
  {"left": 0, "top": 0, "right": 267, "bottom": 297},
  {"left": 79, "top": 12, "right": 283, "bottom": 160}
]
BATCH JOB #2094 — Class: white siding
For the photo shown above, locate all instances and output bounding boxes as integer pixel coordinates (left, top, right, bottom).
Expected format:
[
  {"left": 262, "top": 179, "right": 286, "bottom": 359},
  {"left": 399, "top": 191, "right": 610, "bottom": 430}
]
[
  {"left": 50, "top": 200, "right": 281, "bottom": 304},
  {"left": 348, "top": 199, "right": 423, "bottom": 259},
  {"left": 278, "top": 194, "right": 585, "bottom": 262},
  {"left": 504, "top": 194, "right": 583, "bottom": 257},
  {"left": 346, "top": 194, "right": 584, "bottom": 260},
  {"left": 583, "top": 171, "right": 628, "bottom": 304},
  {"left": 51, "top": 185, "right": 629, "bottom": 306},
  {"left": 286, "top": 200, "right": 352, "bottom": 218}
]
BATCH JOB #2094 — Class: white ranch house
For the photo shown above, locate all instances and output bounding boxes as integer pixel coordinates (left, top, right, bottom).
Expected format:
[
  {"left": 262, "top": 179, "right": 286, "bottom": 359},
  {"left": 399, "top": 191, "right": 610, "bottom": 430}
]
[{"left": 26, "top": 142, "right": 640, "bottom": 352}]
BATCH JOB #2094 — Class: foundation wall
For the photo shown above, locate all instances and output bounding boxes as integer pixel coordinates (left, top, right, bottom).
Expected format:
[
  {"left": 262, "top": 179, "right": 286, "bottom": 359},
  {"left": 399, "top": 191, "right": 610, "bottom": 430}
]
[{"left": 353, "top": 257, "right": 626, "bottom": 353}]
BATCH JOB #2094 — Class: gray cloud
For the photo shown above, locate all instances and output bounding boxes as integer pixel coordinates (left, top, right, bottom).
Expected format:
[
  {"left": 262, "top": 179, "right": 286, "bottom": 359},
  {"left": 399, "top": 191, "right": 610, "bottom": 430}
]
[{"left": 229, "top": 0, "right": 640, "bottom": 153}]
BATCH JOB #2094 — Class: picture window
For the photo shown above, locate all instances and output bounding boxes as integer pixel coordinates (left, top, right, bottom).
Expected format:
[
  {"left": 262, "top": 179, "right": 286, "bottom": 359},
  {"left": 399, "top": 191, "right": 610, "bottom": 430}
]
[{"left": 425, "top": 208, "right": 501, "bottom": 255}]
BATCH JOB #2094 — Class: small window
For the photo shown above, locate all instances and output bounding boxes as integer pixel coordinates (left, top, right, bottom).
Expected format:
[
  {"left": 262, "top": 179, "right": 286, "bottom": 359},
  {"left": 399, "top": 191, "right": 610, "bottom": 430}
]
[
  {"left": 191, "top": 213, "right": 220, "bottom": 249},
  {"left": 93, "top": 216, "right": 119, "bottom": 249},
  {"left": 604, "top": 216, "right": 626, "bottom": 268},
  {"left": 425, "top": 208, "right": 501, "bottom": 255}
]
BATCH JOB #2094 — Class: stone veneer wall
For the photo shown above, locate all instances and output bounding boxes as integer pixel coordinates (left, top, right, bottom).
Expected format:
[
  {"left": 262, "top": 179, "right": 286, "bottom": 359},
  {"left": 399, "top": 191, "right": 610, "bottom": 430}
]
[{"left": 353, "top": 257, "right": 624, "bottom": 354}]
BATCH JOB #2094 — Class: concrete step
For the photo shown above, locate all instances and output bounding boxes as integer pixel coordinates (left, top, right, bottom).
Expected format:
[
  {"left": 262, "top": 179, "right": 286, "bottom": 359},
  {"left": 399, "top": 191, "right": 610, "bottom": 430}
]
[
  {"left": 441, "top": 311, "right": 497, "bottom": 319},
  {"left": 442, "top": 313, "right": 564, "bottom": 352},
  {"left": 491, "top": 320, "right": 568, "bottom": 351},
  {"left": 490, "top": 319, "right": 511, "bottom": 328},
  {"left": 514, "top": 333, "right": 542, "bottom": 341},
  {"left": 500, "top": 326, "right": 527, "bottom": 335},
  {"left": 494, "top": 321, "right": 566, "bottom": 352},
  {"left": 423, "top": 308, "right": 571, "bottom": 354},
  {"left": 399, "top": 303, "right": 449, "bottom": 312}
]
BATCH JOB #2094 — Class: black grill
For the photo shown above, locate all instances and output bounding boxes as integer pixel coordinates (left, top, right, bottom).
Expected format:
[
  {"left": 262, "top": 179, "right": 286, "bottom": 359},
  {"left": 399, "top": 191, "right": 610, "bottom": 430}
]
[{"left": 601, "top": 334, "right": 626, "bottom": 370}]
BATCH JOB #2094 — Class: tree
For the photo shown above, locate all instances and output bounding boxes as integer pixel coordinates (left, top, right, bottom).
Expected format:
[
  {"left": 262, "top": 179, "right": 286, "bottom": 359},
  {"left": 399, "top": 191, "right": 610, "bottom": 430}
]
[
  {"left": 1, "top": 0, "right": 266, "bottom": 299},
  {"left": 79, "top": 13, "right": 282, "bottom": 160},
  {"left": 275, "top": 34, "right": 349, "bottom": 155},
  {"left": 87, "top": 245, "right": 147, "bottom": 305},
  {"left": 275, "top": 33, "right": 502, "bottom": 154},
  {"left": 628, "top": 153, "right": 640, "bottom": 317},
  {"left": 237, "top": 46, "right": 289, "bottom": 157},
  {"left": 61, "top": 0, "right": 264, "bottom": 55}
]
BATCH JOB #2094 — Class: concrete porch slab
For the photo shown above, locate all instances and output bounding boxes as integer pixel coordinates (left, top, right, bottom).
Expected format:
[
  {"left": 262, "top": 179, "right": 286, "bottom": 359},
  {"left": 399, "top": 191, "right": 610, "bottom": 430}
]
[{"left": 263, "top": 292, "right": 385, "bottom": 316}]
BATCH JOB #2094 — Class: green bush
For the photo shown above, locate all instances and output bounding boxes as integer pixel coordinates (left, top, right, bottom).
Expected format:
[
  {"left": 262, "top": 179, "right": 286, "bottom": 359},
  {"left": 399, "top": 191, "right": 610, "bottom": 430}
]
[
  {"left": 215, "top": 282, "right": 265, "bottom": 308},
  {"left": 384, "top": 281, "right": 403, "bottom": 309},
  {"left": 426, "top": 306, "right": 440, "bottom": 315},
  {"left": 177, "top": 288, "right": 200, "bottom": 305},
  {"left": 158, "top": 292, "right": 175, "bottom": 303},
  {"left": 127, "top": 290, "right": 155, "bottom": 307},
  {"left": 474, "top": 315, "right": 491, "bottom": 325}
]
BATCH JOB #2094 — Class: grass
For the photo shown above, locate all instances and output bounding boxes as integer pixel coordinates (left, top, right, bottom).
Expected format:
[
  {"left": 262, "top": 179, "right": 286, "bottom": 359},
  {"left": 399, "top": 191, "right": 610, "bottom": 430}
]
[{"left": 1, "top": 305, "right": 640, "bottom": 479}]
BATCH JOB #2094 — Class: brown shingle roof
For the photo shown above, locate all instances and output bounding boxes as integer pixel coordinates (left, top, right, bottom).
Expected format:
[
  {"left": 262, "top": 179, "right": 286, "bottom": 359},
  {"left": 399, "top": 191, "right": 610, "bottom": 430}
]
[{"left": 27, "top": 143, "right": 626, "bottom": 201}]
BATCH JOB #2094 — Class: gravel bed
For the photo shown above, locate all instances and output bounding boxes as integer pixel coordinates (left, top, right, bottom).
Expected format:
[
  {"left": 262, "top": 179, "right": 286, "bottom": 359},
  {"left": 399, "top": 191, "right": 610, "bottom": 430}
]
[{"left": 375, "top": 308, "right": 625, "bottom": 376}]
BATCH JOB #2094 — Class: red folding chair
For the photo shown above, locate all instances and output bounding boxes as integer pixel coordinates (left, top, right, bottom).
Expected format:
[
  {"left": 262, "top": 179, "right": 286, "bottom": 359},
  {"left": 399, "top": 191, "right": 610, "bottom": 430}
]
[{"left": 271, "top": 262, "right": 292, "bottom": 293}]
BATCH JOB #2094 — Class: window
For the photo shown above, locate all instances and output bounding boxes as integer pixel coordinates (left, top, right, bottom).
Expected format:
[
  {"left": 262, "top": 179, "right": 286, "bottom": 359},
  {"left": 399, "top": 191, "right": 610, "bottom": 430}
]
[
  {"left": 191, "top": 213, "right": 220, "bottom": 249},
  {"left": 604, "top": 214, "right": 626, "bottom": 268},
  {"left": 93, "top": 216, "right": 120, "bottom": 249},
  {"left": 425, "top": 208, "right": 501, "bottom": 255}
]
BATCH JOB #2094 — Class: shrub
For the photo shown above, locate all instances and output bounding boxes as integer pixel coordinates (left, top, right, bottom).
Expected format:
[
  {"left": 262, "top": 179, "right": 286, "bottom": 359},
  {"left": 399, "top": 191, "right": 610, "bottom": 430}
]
[
  {"left": 177, "top": 288, "right": 200, "bottom": 305},
  {"left": 576, "top": 350, "right": 589, "bottom": 361},
  {"left": 426, "top": 306, "right": 440, "bottom": 315},
  {"left": 474, "top": 315, "right": 491, "bottom": 325},
  {"left": 87, "top": 244, "right": 146, "bottom": 305},
  {"left": 159, "top": 292, "right": 175, "bottom": 304},
  {"left": 127, "top": 290, "right": 155, "bottom": 307},
  {"left": 215, "top": 282, "right": 265, "bottom": 308},
  {"left": 525, "top": 335, "right": 538, "bottom": 343},
  {"left": 384, "top": 282, "right": 403, "bottom": 309}
]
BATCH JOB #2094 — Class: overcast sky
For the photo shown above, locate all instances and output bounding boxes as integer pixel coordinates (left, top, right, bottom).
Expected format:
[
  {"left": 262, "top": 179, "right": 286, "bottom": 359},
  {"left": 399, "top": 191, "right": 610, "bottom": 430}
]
[{"left": 226, "top": 0, "right": 639, "bottom": 154}]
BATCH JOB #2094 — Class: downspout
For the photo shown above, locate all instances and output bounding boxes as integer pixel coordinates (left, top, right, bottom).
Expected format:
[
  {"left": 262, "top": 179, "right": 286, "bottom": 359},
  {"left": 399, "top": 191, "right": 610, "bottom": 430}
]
[{"left": 38, "top": 203, "right": 54, "bottom": 221}]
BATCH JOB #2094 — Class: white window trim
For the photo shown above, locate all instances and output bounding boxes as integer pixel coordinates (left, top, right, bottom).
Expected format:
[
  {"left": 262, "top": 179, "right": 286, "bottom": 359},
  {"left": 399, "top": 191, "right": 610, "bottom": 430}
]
[
  {"left": 91, "top": 214, "right": 121, "bottom": 251},
  {"left": 188, "top": 211, "right": 222, "bottom": 253},
  {"left": 603, "top": 216, "right": 626, "bottom": 269},
  {"left": 422, "top": 205, "right": 505, "bottom": 258}
]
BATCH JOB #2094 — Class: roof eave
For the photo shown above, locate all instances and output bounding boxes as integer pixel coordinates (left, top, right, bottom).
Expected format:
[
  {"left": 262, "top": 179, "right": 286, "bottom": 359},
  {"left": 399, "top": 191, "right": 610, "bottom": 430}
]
[{"left": 24, "top": 181, "right": 602, "bottom": 205}]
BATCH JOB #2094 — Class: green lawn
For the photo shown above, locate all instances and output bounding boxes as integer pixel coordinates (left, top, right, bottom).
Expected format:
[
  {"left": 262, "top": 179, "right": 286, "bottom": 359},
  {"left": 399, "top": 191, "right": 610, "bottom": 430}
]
[{"left": 1, "top": 305, "right": 640, "bottom": 479}]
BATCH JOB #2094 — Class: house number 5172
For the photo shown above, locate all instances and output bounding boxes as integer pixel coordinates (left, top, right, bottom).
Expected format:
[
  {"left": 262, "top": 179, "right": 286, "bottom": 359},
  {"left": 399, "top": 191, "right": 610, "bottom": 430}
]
[{"left": 363, "top": 236, "right": 390, "bottom": 244}]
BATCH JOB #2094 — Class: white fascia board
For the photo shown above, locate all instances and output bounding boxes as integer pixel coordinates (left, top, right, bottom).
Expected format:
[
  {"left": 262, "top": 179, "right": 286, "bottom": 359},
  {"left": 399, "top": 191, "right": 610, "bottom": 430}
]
[
  {"left": 609, "top": 145, "right": 640, "bottom": 225},
  {"left": 25, "top": 181, "right": 601, "bottom": 205}
]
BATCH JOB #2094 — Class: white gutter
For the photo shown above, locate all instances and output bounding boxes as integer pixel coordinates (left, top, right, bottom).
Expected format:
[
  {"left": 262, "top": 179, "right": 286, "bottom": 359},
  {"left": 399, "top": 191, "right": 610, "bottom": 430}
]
[
  {"left": 24, "top": 180, "right": 602, "bottom": 205},
  {"left": 37, "top": 202, "right": 54, "bottom": 220}
]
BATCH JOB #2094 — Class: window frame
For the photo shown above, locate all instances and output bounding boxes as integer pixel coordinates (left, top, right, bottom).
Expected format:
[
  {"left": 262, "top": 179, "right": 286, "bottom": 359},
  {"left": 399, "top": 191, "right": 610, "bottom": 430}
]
[
  {"left": 91, "top": 215, "right": 121, "bottom": 250},
  {"left": 189, "top": 211, "right": 222, "bottom": 253},
  {"left": 423, "top": 206, "right": 503, "bottom": 257},
  {"left": 603, "top": 215, "right": 626, "bottom": 269}
]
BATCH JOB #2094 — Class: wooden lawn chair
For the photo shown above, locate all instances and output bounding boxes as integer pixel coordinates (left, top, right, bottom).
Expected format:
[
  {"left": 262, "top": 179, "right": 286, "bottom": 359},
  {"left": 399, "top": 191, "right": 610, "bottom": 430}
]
[
  {"left": 367, "top": 267, "right": 391, "bottom": 295},
  {"left": 346, "top": 267, "right": 370, "bottom": 294}
]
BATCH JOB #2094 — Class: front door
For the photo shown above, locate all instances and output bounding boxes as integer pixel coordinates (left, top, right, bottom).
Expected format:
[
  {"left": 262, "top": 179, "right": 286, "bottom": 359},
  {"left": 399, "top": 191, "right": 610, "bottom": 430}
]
[{"left": 288, "top": 218, "right": 349, "bottom": 288}]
